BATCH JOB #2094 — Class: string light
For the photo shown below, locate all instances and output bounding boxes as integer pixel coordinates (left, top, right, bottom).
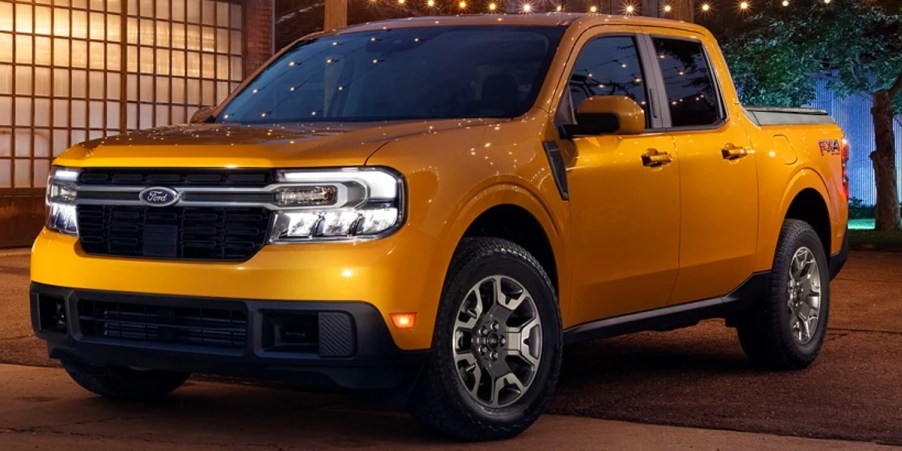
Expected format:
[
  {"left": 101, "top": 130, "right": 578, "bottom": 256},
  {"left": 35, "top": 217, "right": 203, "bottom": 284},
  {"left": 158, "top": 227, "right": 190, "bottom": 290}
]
[
  {"left": 589, "top": 5, "right": 598, "bottom": 12},
  {"left": 739, "top": 1, "right": 749, "bottom": 10},
  {"left": 823, "top": 0, "right": 830, "bottom": 3},
  {"left": 397, "top": 0, "right": 405, "bottom": 4},
  {"left": 556, "top": 4, "right": 563, "bottom": 11},
  {"left": 701, "top": 2, "right": 711, "bottom": 11},
  {"left": 458, "top": 0, "right": 466, "bottom": 8},
  {"left": 522, "top": 3, "right": 532, "bottom": 12},
  {"left": 663, "top": 4, "right": 672, "bottom": 12},
  {"left": 625, "top": 4, "right": 636, "bottom": 14},
  {"left": 488, "top": 1, "right": 496, "bottom": 10},
  {"left": 427, "top": 0, "right": 435, "bottom": 5},
  {"left": 781, "top": 0, "right": 789, "bottom": 5}
]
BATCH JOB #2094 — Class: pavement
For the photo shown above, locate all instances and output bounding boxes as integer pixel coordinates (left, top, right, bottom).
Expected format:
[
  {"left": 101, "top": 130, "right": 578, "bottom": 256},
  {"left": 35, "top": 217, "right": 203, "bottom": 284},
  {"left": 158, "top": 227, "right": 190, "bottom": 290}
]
[
  {"left": 0, "top": 364, "right": 895, "bottom": 450},
  {"left": 1, "top": 248, "right": 901, "bottom": 449}
]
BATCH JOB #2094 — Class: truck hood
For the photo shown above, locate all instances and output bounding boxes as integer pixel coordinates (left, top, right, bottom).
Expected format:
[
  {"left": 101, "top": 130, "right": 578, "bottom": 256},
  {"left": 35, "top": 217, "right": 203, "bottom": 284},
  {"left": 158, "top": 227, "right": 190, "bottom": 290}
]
[{"left": 54, "top": 119, "right": 504, "bottom": 168}]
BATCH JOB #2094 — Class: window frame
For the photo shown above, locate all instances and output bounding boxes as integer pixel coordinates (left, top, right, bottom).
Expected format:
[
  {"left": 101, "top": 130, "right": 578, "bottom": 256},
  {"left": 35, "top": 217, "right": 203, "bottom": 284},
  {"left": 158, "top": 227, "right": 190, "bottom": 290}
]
[
  {"left": 645, "top": 34, "right": 729, "bottom": 131},
  {"left": 555, "top": 31, "right": 665, "bottom": 133}
]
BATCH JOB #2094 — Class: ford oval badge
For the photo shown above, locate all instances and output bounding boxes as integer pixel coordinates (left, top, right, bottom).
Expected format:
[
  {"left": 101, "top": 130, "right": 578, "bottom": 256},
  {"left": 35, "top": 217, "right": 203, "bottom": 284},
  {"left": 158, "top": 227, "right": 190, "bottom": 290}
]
[{"left": 139, "top": 187, "right": 181, "bottom": 207}]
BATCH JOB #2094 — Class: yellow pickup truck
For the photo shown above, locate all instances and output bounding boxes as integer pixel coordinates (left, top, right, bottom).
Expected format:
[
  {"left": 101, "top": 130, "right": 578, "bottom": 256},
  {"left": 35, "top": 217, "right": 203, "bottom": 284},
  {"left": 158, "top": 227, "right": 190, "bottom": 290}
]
[{"left": 31, "top": 14, "right": 848, "bottom": 440}]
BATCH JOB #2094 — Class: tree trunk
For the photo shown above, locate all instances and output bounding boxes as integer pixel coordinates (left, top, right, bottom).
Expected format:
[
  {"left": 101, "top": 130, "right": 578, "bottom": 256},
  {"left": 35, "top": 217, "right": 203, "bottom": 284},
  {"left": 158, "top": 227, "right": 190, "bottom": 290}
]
[{"left": 870, "top": 89, "right": 901, "bottom": 231}]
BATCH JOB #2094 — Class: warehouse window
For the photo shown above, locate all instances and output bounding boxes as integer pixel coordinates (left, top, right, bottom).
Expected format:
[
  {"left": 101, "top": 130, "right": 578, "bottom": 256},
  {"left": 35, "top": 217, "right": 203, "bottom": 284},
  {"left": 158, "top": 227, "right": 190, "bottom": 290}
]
[{"left": 0, "top": 0, "right": 245, "bottom": 188}]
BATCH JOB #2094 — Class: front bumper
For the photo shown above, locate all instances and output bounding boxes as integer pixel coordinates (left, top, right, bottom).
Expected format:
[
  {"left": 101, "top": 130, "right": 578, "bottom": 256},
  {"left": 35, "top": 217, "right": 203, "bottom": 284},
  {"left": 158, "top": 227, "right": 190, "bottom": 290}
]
[
  {"left": 31, "top": 227, "right": 449, "bottom": 350},
  {"left": 31, "top": 282, "right": 426, "bottom": 390}
]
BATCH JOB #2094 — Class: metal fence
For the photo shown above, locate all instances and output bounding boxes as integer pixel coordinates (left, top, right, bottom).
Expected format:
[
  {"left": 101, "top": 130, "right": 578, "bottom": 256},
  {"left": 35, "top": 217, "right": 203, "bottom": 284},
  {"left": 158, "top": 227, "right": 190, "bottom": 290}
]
[{"left": 807, "top": 78, "right": 902, "bottom": 205}]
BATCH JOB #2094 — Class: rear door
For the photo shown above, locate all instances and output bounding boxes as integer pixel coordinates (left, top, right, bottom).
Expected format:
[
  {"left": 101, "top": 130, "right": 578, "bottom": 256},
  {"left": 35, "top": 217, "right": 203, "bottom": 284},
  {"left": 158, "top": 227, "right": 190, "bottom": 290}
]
[{"left": 645, "top": 31, "right": 759, "bottom": 304}]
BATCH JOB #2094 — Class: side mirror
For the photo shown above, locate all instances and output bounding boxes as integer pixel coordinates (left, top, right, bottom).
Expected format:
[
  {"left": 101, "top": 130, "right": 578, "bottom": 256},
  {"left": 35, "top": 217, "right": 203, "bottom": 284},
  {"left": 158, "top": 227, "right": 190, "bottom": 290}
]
[
  {"left": 190, "top": 106, "right": 216, "bottom": 124},
  {"left": 563, "top": 95, "right": 645, "bottom": 137}
]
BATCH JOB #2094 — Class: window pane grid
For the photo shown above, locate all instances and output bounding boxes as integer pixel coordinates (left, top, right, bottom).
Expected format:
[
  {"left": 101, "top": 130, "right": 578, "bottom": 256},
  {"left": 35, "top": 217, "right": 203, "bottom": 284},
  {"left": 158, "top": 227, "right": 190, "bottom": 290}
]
[{"left": 0, "top": 0, "right": 244, "bottom": 188}]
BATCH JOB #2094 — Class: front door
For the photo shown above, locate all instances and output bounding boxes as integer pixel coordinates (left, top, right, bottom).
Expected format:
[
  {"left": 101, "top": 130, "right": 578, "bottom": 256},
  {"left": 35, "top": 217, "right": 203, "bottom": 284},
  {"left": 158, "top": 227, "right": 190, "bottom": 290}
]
[{"left": 559, "top": 33, "right": 681, "bottom": 326}]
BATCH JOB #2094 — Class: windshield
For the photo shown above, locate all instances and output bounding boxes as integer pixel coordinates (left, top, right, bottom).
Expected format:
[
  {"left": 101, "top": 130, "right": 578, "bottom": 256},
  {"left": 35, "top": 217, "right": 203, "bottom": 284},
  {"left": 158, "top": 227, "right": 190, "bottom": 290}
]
[{"left": 216, "top": 26, "right": 565, "bottom": 124}]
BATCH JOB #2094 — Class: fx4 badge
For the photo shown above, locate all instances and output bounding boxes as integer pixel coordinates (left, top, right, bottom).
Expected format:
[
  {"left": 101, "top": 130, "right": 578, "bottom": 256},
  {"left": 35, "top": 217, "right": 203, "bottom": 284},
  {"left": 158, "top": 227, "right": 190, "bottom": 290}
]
[{"left": 818, "top": 139, "right": 840, "bottom": 156}]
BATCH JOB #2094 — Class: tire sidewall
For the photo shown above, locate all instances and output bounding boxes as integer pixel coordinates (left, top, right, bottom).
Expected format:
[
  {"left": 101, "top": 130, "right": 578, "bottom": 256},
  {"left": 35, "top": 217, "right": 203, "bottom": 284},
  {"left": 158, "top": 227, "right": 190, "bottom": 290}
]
[
  {"left": 773, "top": 226, "right": 831, "bottom": 357},
  {"left": 432, "top": 243, "right": 562, "bottom": 427}
]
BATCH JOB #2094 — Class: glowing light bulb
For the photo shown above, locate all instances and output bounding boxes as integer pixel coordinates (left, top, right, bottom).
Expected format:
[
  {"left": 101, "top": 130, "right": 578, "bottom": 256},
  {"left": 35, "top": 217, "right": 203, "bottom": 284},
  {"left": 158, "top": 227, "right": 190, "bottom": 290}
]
[
  {"left": 781, "top": 0, "right": 789, "bottom": 5},
  {"left": 625, "top": 4, "right": 635, "bottom": 14},
  {"left": 589, "top": 5, "right": 598, "bottom": 12},
  {"left": 488, "top": 2, "right": 496, "bottom": 10},
  {"left": 522, "top": 3, "right": 531, "bottom": 12},
  {"left": 397, "top": 0, "right": 405, "bottom": 4},
  {"left": 701, "top": 3, "right": 710, "bottom": 11},
  {"left": 823, "top": 0, "right": 830, "bottom": 4},
  {"left": 663, "top": 4, "right": 672, "bottom": 12},
  {"left": 427, "top": 0, "right": 435, "bottom": 5},
  {"left": 739, "top": 1, "right": 749, "bottom": 9},
  {"left": 458, "top": 0, "right": 467, "bottom": 8},
  {"left": 556, "top": 4, "right": 562, "bottom": 11}
]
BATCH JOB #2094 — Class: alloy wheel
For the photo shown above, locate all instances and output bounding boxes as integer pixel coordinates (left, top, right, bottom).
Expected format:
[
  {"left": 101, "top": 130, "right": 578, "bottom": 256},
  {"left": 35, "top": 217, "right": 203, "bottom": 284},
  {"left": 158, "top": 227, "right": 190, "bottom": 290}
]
[
  {"left": 787, "top": 246, "right": 822, "bottom": 344},
  {"left": 452, "top": 275, "right": 542, "bottom": 408}
]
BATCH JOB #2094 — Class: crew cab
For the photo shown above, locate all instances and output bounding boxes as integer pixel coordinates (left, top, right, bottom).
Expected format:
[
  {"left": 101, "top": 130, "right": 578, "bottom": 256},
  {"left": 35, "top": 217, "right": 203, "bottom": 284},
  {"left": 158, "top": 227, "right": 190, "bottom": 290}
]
[{"left": 31, "top": 14, "right": 849, "bottom": 440}]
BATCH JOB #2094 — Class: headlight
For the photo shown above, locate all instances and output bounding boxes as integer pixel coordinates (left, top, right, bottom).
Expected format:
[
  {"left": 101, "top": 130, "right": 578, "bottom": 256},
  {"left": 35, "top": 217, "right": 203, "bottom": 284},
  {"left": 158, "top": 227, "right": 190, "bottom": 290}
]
[
  {"left": 269, "top": 168, "right": 404, "bottom": 242},
  {"left": 45, "top": 166, "right": 81, "bottom": 236}
]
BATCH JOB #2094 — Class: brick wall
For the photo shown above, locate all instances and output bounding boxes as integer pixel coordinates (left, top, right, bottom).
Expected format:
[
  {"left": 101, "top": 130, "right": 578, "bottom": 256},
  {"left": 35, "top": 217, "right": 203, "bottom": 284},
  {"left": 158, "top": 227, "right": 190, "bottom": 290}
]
[{"left": 244, "top": 0, "right": 275, "bottom": 76}]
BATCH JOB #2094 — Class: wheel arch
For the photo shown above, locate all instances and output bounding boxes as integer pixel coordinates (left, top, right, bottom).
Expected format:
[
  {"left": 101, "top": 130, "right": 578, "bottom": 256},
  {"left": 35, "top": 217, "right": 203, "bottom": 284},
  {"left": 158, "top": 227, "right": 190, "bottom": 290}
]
[
  {"left": 462, "top": 204, "right": 559, "bottom": 296},
  {"left": 757, "top": 170, "right": 835, "bottom": 271},
  {"left": 783, "top": 188, "right": 832, "bottom": 258}
]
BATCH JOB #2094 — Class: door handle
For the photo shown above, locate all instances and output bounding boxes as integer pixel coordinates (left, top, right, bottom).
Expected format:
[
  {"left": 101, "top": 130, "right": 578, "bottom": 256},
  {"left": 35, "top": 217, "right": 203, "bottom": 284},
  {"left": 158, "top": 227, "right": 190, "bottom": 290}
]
[
  {"left": 642, "top": 148, "right": 673, "bottom": 168},
  {"left": 722, "top": 143, "right": 750, "bottom": 160}
]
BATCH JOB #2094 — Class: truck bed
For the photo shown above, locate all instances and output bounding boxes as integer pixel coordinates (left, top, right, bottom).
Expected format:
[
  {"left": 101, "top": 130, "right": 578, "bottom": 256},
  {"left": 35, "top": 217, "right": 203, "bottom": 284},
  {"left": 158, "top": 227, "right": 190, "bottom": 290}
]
[{"left": 744, "top": 106, "right": 836, "bottom": 126}]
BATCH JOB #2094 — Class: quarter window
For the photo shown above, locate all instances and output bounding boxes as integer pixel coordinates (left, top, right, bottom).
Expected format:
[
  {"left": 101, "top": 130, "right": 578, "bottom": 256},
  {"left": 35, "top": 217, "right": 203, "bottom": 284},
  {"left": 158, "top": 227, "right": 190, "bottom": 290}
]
[
  {"left": 566, "top": 36, "right": 649, "bottom": 127},
  {"left": 651, "top": 38, "right": 722, "bottom": 127}
]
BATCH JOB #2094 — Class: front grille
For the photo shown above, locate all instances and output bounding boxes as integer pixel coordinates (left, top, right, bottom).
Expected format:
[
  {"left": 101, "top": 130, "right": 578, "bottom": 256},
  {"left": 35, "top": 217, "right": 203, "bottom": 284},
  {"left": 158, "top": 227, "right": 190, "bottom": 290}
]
[
  {"left": 77, "top": 168, "right": 275, "bottom": 187},
  {"left": 77, "top": 205, "right": 273, "bottom": 261},
  {"left": 78, "top": 299, "right": 248, "bottom": 349}
]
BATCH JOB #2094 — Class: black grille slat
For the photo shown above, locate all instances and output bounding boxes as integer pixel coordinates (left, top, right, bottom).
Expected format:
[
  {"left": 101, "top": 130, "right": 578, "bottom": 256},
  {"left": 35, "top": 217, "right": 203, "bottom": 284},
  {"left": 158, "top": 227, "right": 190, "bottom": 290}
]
[
  {"left": 78, "top": 300, "right": 248, "bottom": 349},
  {"left": 77, "top": 205, "right": 272, "bottom": 261},
  {"left": 78, "top": 168, "right": 275, "bottom": 187}
]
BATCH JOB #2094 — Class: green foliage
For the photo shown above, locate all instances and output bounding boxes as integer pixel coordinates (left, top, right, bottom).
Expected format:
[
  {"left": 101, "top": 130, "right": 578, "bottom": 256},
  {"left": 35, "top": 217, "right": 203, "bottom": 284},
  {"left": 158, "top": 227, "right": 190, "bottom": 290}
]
[
  {"left": 721, "top": 0, "right": 902, "bottom": 112},
  {"left": 848, "top": 197, "right": 876, "bottom": 219}
]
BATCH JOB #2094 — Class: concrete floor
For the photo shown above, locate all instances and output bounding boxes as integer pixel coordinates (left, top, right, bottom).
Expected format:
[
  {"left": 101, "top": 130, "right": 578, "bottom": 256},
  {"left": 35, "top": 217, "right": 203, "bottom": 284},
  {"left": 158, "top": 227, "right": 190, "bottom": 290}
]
[
  {"left": 0, "top": 364, "right": 896, "bottom": 450},
  {"left": 2, "top": 248, "right": 901, "bottom": 448}
]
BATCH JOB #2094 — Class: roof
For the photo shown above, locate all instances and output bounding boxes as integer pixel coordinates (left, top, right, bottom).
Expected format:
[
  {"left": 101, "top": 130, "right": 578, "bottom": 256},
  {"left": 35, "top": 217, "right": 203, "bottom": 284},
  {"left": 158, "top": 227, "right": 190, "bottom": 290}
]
[{"left": 336, "top": 13, "right": 711, "bottom": 35}]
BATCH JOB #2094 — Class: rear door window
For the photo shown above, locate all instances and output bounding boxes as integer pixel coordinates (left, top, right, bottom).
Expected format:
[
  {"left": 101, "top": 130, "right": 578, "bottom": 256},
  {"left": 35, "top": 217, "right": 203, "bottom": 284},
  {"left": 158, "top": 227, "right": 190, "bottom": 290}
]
[{"left": 651, "top": 38, "right": 723, "bottom": 127}]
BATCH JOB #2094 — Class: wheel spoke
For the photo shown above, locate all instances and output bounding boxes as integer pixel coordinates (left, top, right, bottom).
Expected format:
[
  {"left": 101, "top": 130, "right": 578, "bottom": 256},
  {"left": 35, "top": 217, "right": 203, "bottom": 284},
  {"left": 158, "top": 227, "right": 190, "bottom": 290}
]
[
  {"left": 490, "top": 372, "right": 526, "bottom": 407},
  {"left": 506, "top": 317, "right": 541, "bottom": 368},
  {"left": 455, "top": 289, "right": 482, "bottom": 331}
]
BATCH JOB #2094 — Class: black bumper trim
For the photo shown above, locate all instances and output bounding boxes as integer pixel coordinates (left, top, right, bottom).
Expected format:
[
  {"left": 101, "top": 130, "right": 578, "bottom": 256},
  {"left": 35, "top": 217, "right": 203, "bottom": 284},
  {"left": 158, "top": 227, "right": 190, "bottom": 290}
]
[
  {"left": 829, "top": 228, "right": 849, "bottom": 280},
  {"left": 30, "top": 283, "right": 427, "bottom": 391}
]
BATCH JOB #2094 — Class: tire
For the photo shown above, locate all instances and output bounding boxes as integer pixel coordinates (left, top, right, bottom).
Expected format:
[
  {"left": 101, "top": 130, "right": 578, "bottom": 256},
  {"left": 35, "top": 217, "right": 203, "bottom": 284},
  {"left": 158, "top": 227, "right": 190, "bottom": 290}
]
[
  {"left": 62, "top": 361, "right": 190, "bottom": 401},
  {"left": 736, "top": 219, "right": 830, "bottom": 370},
  {"left": 409, "top": 237, "right": 562, "bottom": 441}
]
